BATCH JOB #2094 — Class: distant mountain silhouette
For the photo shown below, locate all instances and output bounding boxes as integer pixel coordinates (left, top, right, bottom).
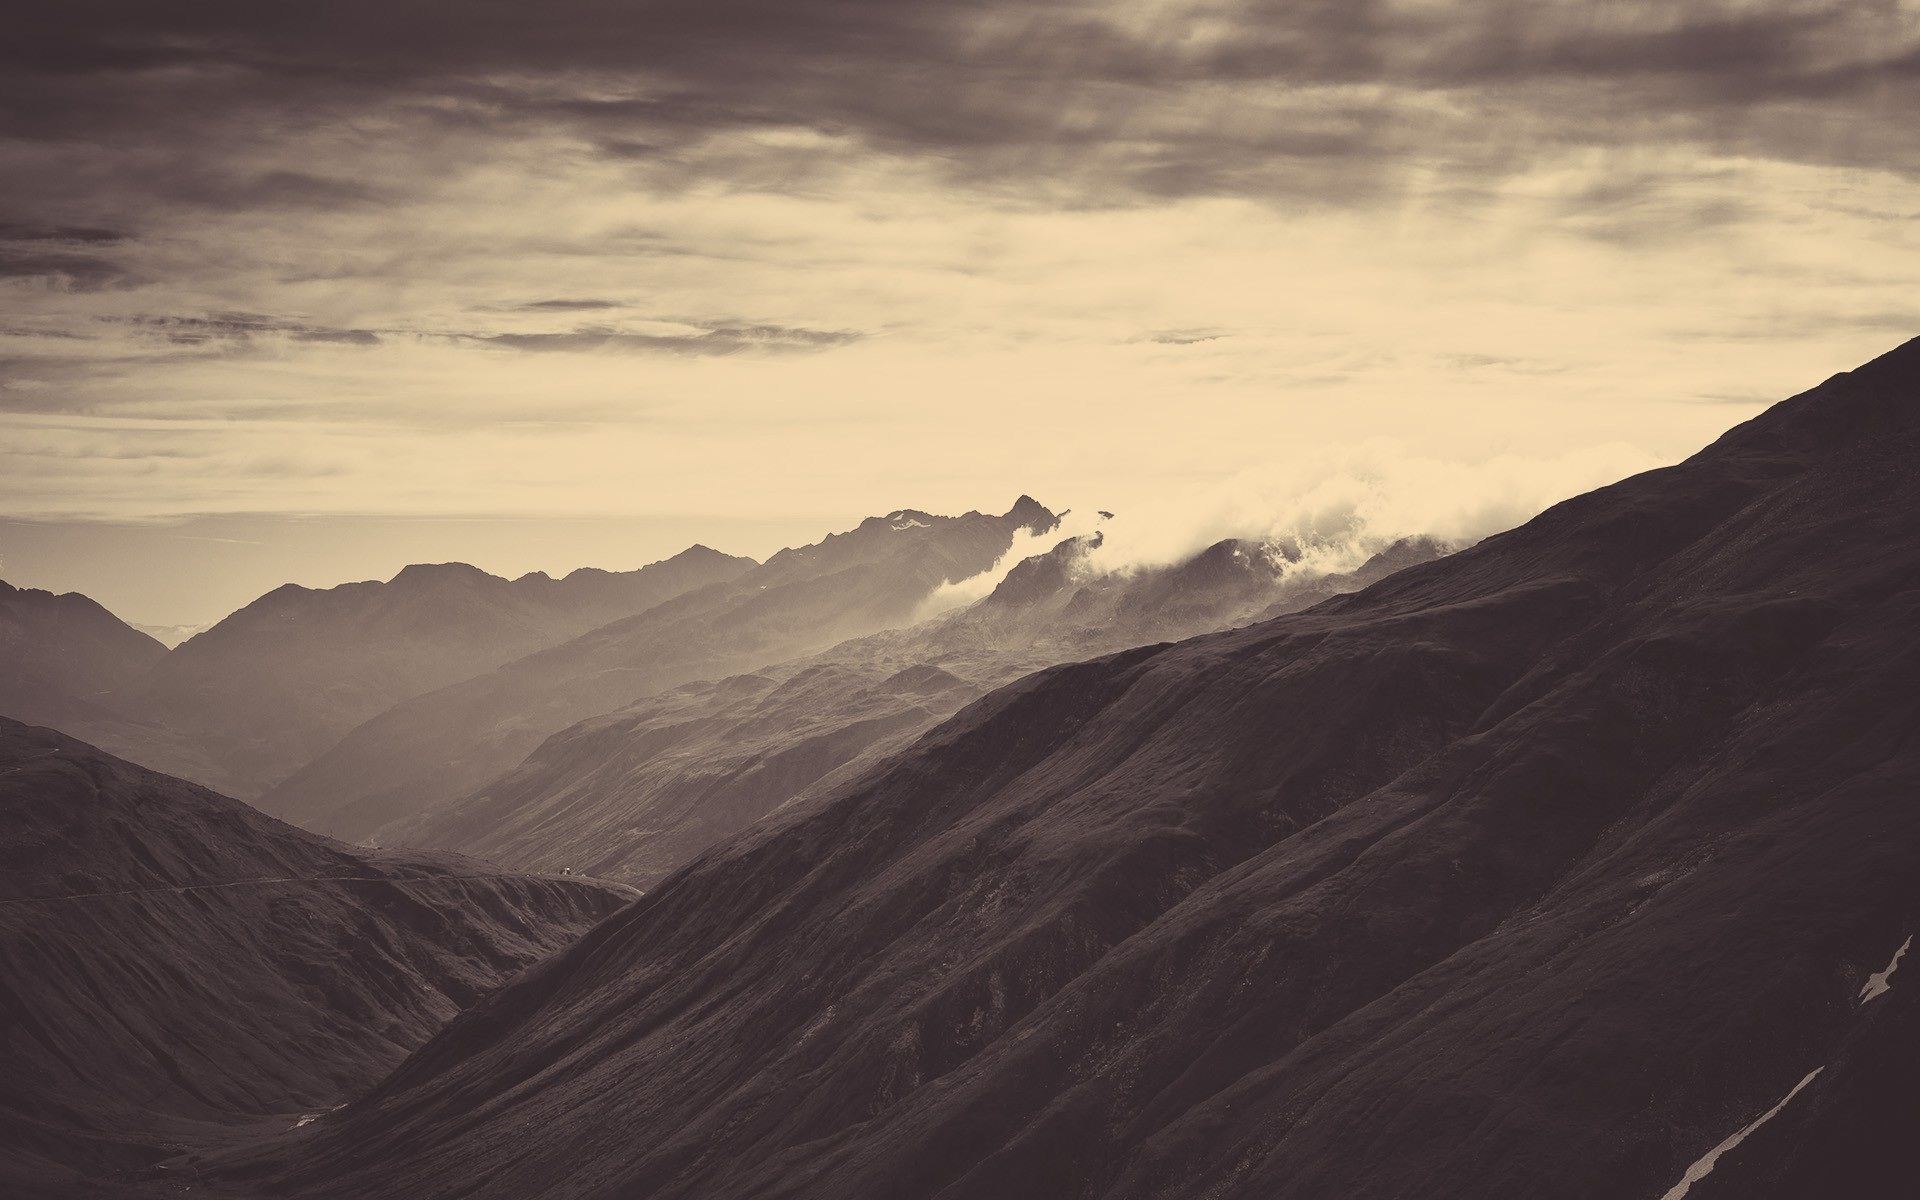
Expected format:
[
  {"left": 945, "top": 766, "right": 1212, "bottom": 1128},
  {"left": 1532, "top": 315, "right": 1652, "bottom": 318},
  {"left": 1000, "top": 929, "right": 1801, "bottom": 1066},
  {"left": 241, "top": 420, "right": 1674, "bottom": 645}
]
[
  {"left": 264, "top": 498, "right": 1060, "bottom": 839},
  {"left": 0, "top": 580, "right": 164, "bottom": 730},
  {"left": 388, "top": 534, "right": 1448, "bottom": 888},
  {"left": 219, "top": 340, "right": 1920, "bottom": 1200},
  {"left": 0, "top": 718, "right": 627, "bottom": 1199},
  {"left": 107, "top": 546, "right": 754, "bottom": 798}
]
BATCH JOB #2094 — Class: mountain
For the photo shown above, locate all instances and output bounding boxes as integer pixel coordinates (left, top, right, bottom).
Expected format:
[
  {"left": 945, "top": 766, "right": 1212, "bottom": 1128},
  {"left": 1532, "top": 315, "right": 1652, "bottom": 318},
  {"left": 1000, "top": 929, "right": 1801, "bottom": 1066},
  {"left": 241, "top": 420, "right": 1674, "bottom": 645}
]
[
  {"left": 214, "top": 339, "right": 1920, "bottom": 1200},
  {"left": 384, "top": 534, "right": 1449, "bottom": 889},
  {"left": 0, "top": 717, "right": 629, "bottom": 1199},
  {"left": 113, "top": 546, "right": 755, "bottom": 799},
  {"left": 0, "top": 580, "right": 165, "bottom": 730},
  {"left": 265, "top": 498, "right": 1060, "bottom": 840},
  {"left": 0, "top": 582, "right": 238, "bottom": 795}
]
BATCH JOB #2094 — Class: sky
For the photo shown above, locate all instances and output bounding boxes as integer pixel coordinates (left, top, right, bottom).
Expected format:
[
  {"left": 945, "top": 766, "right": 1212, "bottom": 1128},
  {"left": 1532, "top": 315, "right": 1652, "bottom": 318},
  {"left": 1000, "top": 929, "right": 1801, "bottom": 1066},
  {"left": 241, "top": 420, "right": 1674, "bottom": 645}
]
[{"left": 3, "top": 1, "right": 1917, "bottom": 625}]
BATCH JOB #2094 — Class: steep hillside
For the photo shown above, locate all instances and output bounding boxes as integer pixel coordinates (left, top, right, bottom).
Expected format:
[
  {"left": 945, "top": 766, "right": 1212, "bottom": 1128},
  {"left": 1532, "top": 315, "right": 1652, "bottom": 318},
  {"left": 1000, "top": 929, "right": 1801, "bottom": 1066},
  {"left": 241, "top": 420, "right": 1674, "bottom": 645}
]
[
  {"left": 269, "top": 498, "right": 1058, "bottom": 840},
  {"left": 0, "top": 584, "right": 238, "bottom": 797},
  {"left": 115, "top": 546, "right": 755, "bottom": 799},
  {"left": 0, "top": 581, "right": 164, "bottom": 732},
  {"left": 218, "top": 339, "right": 1920, "bottom": 1200},
  {"left": 0, "top": 719, "right": 629, "bottom": 1199},
  {"left": 388, "top": 536, "right": 1447, "bottom": 889}
]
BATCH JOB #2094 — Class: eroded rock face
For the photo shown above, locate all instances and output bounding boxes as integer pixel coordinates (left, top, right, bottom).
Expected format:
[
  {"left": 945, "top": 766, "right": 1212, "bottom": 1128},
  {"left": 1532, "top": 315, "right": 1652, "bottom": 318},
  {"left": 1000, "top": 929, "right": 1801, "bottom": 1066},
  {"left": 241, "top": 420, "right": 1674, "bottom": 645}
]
[
  {"left": 0, "top": 718, "right": 629, "bottom": 1198},
  {"left": 210, "top": 343, "right": 1920, "bottom": 1200}
]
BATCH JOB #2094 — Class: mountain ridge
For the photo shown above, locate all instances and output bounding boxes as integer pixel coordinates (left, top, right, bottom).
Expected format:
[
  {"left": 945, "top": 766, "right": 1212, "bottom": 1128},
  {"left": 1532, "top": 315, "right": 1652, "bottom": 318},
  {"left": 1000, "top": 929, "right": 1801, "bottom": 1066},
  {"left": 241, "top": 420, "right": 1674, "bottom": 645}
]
[
  {"left": 103, "top": 543, "right": 757, "bottom": 800},
  {"left": 379, "top": 531, "right": 1451, "bottom": 888},
  {"left": 264, "top": 497, "right": 1061, "bottom": 839}
]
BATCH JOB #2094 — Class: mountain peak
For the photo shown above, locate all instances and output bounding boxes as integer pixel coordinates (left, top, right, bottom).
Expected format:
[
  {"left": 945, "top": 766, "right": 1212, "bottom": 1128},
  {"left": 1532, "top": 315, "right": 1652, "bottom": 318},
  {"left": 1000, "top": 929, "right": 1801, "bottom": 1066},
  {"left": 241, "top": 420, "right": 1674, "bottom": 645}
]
[
  {"left": 390, "top": 561, "right": 495, "bottom": 585},
  {"left": 1006, "top": 494, "right": 1057, "bottom": 533}
]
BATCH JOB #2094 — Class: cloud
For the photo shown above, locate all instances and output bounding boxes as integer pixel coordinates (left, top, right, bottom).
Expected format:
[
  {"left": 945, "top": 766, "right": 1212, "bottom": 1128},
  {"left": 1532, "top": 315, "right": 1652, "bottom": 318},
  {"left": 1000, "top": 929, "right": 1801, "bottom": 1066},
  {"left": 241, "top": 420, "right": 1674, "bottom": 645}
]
[
  {"left": 464, "top": 322, "right": 862, "bottom": 356},
  {"left": 917, "top": 508, "right": 1106, "bottom": 618},
  {"left": 512, "top": 298, "right": 624, "bottom": 311},
  {"left": 912, "top": 440, "right": 1668, "bottom": 621},
  {"left": 114, "top": 313, "right": 383, "bottom": 347},
  {"left": 4, "top": 2, "right": 1916, "bottom": 216},
  {"left": 1074, "top": 440, "right": 1669, "bottom": 577},
  {"left": 0, "top": 249, "right": 131, "bottom": 290},
  {"left": 0, "top": 0, "right": 1915, "bottom": 546},
  {"left": 0, "top": 224, "right": 130, "bottom": 244}
]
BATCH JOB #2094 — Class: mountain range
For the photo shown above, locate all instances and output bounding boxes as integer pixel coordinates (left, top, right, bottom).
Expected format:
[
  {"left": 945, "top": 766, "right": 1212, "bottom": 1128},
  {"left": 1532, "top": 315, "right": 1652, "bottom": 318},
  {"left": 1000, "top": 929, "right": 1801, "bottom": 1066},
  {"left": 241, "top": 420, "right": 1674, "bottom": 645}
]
[
  {"left": 382, "top": 533, "right": 1449, "bottom": 889},
  {"left": 189, "top": 338, "right": 1920, "bottom": 1199},
  {"left": 1, "top": 343, "right": 1915, "bottom": 1198},
  {"left": 264, "top": 497, "right": 1061, "bottom": 840}
]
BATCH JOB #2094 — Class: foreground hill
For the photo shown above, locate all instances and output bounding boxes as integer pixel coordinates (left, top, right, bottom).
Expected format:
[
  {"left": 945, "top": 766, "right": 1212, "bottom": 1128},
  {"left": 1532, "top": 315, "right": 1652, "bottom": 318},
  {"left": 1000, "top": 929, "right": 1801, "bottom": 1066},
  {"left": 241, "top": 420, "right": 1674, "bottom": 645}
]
[
  {"left": 388, "top": 535, "right": 1446, "bottom": 889},
  {"left": 270, "top": 498, "right": 1058, "bottom": 840},
  {"left": 219, "top": 339, "right": 1920, "bottom": 1200},
  {"left": 115, "top": 546, "right": 755, "bottom": 799},
  {"left": 0, "top": 719, "right": 628, "bottom": 1198}
]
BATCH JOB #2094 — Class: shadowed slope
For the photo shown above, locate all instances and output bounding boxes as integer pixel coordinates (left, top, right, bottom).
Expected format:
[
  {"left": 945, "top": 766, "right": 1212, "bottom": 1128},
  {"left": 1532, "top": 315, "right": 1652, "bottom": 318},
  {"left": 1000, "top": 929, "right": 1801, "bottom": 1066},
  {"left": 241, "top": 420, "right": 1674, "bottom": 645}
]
[
  {"left": 221, "top": 341, "right": 1920, "bottom": 1200},
  {"left": 0, "top": 719, "right": 629, "bottom": 1198}
]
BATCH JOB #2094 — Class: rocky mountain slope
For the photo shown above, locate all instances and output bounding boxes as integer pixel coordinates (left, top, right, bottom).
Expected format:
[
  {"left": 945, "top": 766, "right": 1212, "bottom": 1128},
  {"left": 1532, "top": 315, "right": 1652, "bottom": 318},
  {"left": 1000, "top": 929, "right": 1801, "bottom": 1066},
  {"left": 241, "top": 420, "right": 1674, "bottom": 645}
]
[
  {"left": 215, "top": 340, "right": 1920, "bottom": 1200},
  {"left": 269, "top": 498, "right": 1059, "bottom": 840},
  {"left": 0, "top": 718, "right": 629, "bottom": 1199},
  {"left": 386, "top": 534, "right": 1447, "bottom": 889},
  {"left": 114, "top": 546, "right": 755, "bottom": 799}
]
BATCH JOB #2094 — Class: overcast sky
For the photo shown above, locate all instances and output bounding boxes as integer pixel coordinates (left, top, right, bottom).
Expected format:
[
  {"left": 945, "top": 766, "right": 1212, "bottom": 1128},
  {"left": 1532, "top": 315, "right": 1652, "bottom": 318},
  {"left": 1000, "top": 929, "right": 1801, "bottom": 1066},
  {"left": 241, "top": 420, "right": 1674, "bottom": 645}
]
[{"left": 3, "top": 1, "right": 1917, "bottom": 623}]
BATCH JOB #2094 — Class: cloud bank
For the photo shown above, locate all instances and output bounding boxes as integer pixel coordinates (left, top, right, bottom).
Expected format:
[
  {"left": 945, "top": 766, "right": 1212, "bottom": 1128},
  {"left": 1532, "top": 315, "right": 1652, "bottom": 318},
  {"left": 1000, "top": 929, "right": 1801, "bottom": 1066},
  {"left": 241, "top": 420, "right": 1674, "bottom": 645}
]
[{"left": 0, "top": 0, "right": 1914, "bottom": 583}]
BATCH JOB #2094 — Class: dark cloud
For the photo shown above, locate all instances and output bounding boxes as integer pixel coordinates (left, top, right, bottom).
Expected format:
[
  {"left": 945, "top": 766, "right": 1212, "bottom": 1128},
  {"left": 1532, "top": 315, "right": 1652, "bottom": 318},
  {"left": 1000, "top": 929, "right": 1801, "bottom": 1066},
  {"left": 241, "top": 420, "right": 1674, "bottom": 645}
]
[
  {"left": 3, "top": 1, "right": 1914, "bottom": 217},
  {"left": 0, "top": 224, "right": 130, "bottom": 244},
  {"left": 514, "top": 299, "right": 624, "bottom": 312},
  {"left": 115, "top": 313, "right": 383, "bottom": 346},
  {"left": 0, "top": 222, "right": 135, "bottom": 289},
  {"left": 465, "top": 322, "right": 862, "bottom": 356},
  {"left": 78, "top": 311, "right": 857, "bottom": 360},
  {"left": 0, "top": 249, "right": 131, "bottom": 290}
]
